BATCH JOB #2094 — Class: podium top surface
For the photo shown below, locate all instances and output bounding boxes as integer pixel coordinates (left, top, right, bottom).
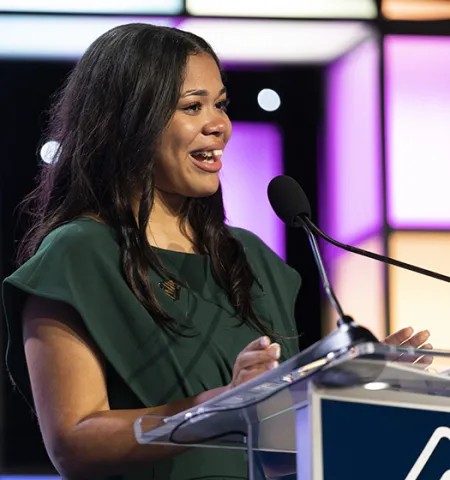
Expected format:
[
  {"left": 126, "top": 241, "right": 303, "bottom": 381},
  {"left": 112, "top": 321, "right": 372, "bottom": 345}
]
[{"left": 134, "top": 341, "right": 450, "bottom": 451}]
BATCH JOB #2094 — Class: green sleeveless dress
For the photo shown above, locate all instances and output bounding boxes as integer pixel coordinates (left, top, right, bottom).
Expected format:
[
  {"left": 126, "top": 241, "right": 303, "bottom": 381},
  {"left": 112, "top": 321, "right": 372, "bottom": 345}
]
[{"left": 2, "top": 218, "right": 300, "bottom": 480}]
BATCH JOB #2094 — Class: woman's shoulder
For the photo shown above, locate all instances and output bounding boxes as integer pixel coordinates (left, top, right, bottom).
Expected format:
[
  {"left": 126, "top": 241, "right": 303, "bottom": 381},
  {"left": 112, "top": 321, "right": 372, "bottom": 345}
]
[
  {"left": 4, "top": 218, "right": 119, "bottom": 289},
  {"left": 39, "top": 217, "right": 117, "bottom": 254},
  {"left": 228, "top": 225, "right": 301, "bottom": 284},
  {"left": 228, "top": 226, "right": 284, "bottom": 262},
  {"left": 228, "top": 226, "right": 267, "bottom": 250}
]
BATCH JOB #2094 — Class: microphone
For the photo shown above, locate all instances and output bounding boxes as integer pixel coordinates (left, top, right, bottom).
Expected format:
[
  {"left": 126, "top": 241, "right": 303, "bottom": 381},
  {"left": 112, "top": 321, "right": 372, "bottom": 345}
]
[
  {"left": 268, "top": 174, "right": 379, "bottom": 352},
  {"left": 268, "top": 176, "right": 350, "bottom": 328},
  {"left": 268, "top": 175, "right": 450, "bottom": 284},
  {"left": 268, "top": 175, "right": 356, "bottom": 328}
]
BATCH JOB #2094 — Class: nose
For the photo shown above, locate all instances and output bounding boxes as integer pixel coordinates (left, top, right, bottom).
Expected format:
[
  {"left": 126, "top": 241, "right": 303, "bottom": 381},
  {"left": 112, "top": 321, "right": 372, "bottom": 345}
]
[{"left": 202, "top": 111, "right": 228, "bottom": 137}]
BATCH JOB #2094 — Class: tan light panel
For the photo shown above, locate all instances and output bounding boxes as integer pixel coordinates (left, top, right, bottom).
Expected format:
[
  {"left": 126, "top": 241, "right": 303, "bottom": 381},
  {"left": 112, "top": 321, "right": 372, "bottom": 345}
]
[
  {"left": 383, "top": 0, "right": 450, "bottom": 20},
  {"left": 389, "top": 232, "right": 450, "bottom": 350},
  {"left": 323, "top": 235, "right": 386, "bottom": 341}
]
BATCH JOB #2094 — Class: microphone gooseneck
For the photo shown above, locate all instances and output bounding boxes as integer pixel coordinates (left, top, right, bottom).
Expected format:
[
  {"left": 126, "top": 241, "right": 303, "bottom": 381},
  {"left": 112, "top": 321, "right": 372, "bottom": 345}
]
[
  {"left": 269, "top": 174, "right": 450, "bottom": 285},
  {"left": 268, "top": 175, "right": 380, "bottom": 363},
  {"left": 302, "top": 226, "right": 348, "bottom": 326},
  {"left": 268, "top": 174, "right": 355, "bottom": 328},
  {"left": 301, "top": 215, "right": 450, "bottom": 284}
]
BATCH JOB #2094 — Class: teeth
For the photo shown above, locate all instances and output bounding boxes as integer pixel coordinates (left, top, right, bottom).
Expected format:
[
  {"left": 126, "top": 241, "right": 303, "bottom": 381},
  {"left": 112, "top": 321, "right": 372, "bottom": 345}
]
[{"left": 191, "top": 149, "right": 223, "bottom": 158}]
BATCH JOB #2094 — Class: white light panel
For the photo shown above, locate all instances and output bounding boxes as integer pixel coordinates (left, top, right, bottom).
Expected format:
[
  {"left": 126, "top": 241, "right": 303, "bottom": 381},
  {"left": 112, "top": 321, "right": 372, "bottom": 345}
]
[
  {"left": 186, "top": 0, "right": 377, "bottom": 19},
  {"left": 178, "top": 19, "right": 375, "bottom": 64},
  {"left": 0, "top": 0, "right": 183, "bottom": 14},
  {"left": 0, "top": 15, "right": 176, "bottom": 59},
  {"left": 0, "top": 15, "right": 376, "bottom": 64}
]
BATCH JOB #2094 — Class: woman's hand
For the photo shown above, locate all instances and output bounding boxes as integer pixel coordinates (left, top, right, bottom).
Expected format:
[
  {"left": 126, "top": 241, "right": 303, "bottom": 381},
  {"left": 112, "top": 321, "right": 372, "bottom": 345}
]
[
  {"left": 229, "top": 336, "right": 280, "bottom": 389},
  {"left": 383, "top": 327, "right": 433, "bottom": 365},
  {"left": 383, "top": 327, "right": 432, "bottom": 349}
]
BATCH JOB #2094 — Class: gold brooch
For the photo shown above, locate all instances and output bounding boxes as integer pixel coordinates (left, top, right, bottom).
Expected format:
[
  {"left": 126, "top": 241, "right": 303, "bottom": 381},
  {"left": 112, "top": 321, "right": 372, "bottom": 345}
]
[{"left": 159, "top": 279, "right": 181, "bottom": 301}]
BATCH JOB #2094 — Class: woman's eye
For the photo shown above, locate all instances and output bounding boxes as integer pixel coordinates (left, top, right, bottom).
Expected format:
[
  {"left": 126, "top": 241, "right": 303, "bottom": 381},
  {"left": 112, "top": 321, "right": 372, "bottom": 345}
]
[
  {"left": 217, "top": 99, "right": 230, "bottom": 112},
  {"left": 181, "top": 98, "right": 230, "bottom": 113},
  {"left": 183, "top": 103, "right": 201, "bottom": 112}
]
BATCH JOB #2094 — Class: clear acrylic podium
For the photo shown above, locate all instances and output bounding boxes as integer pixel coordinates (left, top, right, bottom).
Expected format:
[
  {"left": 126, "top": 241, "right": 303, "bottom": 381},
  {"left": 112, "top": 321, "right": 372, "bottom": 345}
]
[{"left": 134, "top": 341, "right": 450, "bottom": 479}]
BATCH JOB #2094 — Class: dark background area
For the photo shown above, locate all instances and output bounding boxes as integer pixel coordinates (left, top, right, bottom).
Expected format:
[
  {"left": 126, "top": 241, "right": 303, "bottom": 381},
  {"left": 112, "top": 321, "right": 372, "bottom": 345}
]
[{"left": 0, "top": 60, "right": 324, "bottom": 473}]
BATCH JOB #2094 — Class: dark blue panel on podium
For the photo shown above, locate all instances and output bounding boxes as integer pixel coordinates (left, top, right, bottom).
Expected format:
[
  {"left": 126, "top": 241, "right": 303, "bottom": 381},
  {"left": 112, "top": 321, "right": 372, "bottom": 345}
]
[{"left": 321, "top": 399, "right": 450, "bottom": 479}]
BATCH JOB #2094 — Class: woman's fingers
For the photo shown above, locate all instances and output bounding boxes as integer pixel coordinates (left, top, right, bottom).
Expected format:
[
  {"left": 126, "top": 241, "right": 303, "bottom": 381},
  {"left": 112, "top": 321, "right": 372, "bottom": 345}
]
[
  {"left": 413, "top": 343, "right": 434, "bottom": 366},
  {"left": 401, "top": 330, "right": 431, "bottom": 348},
  {"left": 383, "top": 327, "right": 414, "bottom": 345},
  {"left": 236, "top": 343, "right": 280, "bottom": 369},
  {"left": 235, "top": 362, "right": 279, "bottom": 384},
  {"left": 231, "top": 339, "right": 282, "bottom": 388},
  {"left": 241, "top": 336, "right": 271, "bottom": 353}
]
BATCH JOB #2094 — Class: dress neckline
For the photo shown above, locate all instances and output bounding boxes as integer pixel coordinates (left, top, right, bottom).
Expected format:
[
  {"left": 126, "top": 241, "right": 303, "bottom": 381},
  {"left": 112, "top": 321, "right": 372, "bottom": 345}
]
[{"left": 75, "top": 216, "right": 209, "bottom": 258}]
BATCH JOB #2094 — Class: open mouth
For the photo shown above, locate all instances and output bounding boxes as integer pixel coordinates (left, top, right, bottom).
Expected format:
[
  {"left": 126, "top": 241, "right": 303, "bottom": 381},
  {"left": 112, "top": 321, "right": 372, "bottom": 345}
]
[
  {"left": 189, "top": 149, "right": 224, "bottom": 173},
  {"left": 189, "top": 149, "right": 223, "bottom": 164}
]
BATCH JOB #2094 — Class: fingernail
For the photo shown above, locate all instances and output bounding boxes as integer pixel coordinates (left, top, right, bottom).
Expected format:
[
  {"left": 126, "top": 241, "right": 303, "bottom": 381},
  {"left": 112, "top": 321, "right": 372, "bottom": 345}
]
[
  {"left": 260, "top": 336, "right": 270, "bottom": 347},
  {"left": 269, "top": 344, "right": 280, "bottom": 359},
  {"left": 268, "top": 361, "right": 279, "bottom": 370},
  {"left": 425, "top": 330, "right": 431, "bottom": 336}
]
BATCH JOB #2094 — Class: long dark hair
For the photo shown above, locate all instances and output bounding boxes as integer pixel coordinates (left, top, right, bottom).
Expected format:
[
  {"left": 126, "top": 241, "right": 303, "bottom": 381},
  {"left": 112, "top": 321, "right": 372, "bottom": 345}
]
[{"left": 18, "top": 23, "right": 274, "bottom": 337}]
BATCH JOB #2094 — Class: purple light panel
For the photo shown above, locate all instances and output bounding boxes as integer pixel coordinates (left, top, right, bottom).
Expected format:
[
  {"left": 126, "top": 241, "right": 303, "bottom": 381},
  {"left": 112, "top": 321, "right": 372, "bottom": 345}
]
[
  {"left": 220, "top": 122, "right": 285, "bottom": 259},
  {"left": 385, "top": 36, "right": 450, "bottom": 229},
  {"left": 0, "top": 477, "right": 58, "bottom": 480},
  {"left": 321, "top": 40, "right": 382, "bottom": 256}
]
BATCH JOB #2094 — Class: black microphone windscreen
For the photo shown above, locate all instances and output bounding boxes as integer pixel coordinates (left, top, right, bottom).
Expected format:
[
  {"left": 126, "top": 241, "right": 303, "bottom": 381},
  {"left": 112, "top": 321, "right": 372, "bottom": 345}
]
[{"left": 267, "top": 175, "right": 311, "bottom": 226}]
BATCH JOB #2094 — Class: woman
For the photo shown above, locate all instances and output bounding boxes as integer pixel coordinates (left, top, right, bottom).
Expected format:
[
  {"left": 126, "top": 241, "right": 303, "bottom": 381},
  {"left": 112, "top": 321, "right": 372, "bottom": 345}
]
[{"left": 2, "top": 23, "right": 431, "bottom": 480}]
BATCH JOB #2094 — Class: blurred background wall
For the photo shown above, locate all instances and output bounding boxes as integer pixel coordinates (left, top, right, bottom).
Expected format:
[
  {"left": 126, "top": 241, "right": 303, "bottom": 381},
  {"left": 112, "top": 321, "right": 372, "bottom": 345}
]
[{"left": 1, "top": 0, "right": 450, "bottom": 475}]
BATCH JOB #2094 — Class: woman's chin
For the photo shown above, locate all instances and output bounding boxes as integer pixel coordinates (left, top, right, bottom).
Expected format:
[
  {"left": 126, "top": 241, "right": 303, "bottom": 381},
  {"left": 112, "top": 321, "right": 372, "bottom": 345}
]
[
  {"left": 187, "top": 179, "right": 220, "bottom": 198},
  {"left": 154, "top": 177, "right": 220, "bottom": 199}
]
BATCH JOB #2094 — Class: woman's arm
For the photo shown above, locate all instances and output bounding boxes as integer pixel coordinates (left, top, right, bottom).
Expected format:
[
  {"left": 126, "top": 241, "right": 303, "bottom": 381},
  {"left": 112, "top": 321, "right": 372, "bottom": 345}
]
[{"left": 22, "top": 295, "right": 228, "bottom": 480}]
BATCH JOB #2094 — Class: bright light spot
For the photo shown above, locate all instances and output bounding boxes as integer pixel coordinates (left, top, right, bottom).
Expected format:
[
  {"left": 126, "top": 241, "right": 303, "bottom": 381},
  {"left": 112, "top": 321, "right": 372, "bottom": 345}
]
[
  {"left": 364, "top": 382, "right": 390, "bottom": 391},
  {"left": 257, "top": 89, "right": 281, "bottom": 112},
  {"left": 40, "top": 140, "right": 60, "bottom": 164}
]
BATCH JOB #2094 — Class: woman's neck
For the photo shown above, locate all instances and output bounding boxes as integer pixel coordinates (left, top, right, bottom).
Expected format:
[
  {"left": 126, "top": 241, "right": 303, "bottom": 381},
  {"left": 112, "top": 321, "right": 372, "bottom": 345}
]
[
  {"left": 149, "top": 188, "right": 184, "bottom": 224},
  {"left": 146, "top": 189, "right": 196, "bottom": 253},
  {"left": 85, "top": 190, "right": 197, "bottom": 254}
]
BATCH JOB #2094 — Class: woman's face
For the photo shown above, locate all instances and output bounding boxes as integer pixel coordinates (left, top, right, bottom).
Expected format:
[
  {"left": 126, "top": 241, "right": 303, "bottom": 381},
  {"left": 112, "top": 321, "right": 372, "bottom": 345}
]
[{"left": 154, "top": 53, "right": 232, "bottom": 198}]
